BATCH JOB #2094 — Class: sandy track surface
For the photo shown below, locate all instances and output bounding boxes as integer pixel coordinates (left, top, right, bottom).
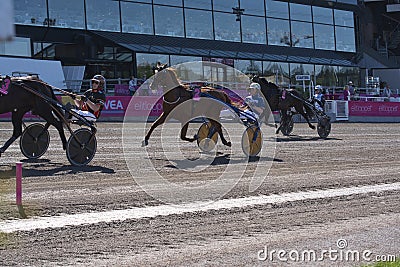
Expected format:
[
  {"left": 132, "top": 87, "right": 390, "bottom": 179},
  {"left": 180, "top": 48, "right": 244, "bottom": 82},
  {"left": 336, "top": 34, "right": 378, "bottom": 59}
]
[{"left": 0, "top": 122, "right": 399, "bottom": 266}]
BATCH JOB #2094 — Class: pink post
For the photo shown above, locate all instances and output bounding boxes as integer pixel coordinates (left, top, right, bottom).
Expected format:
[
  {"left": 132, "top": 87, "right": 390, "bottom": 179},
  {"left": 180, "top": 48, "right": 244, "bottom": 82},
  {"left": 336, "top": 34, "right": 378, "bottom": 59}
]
[{"left": 16, "top": 162, "right": 22, "bottom": 206}]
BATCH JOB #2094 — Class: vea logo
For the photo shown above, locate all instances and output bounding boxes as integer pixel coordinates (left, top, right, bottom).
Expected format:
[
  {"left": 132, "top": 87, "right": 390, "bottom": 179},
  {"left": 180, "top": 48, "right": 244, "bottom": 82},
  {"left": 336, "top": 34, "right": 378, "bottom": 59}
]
[{"left": 104, "top": 99, "right": 124, "bottom": 110}]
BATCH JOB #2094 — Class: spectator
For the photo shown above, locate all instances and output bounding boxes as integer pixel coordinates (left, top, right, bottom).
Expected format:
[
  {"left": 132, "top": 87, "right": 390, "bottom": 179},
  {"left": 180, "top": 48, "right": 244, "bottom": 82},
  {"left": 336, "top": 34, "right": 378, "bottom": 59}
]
[
  {"left": 141, "top": 74, "right": 149, "bottom": 96},
  {"left": 129, "top": 75, "right": 137, "bottom": 96},
  {"left": 348, "top": 81, "right": 355, "bottom": 99},
  {"left": 382, "top": 82, "right": 392, "bottom": 100},
  {"left": 343, "top": 85, "right": 350, "bottom": 101}
]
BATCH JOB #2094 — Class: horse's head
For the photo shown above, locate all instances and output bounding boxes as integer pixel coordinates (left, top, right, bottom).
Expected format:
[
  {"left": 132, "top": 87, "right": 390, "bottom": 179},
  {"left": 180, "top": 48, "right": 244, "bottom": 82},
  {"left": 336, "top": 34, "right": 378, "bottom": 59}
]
[
  {"left": 251, "top": 75, "right": 260, "bottom": 84},
  {"left": 150, "top": 65, "right": 181, "bottom": 92},
  {"left": 152, "top": 62, "right": 168, "bottom": 74}
]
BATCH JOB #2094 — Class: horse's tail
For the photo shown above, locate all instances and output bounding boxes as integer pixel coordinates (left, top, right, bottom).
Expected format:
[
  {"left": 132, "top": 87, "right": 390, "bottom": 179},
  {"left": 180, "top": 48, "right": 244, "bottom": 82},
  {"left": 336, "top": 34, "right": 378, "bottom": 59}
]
[
  {"left": 303, "top": 101, "right": 314, "bottom": 119},
  {"left": 40, "top": 81, "right": 65, "bottom": 120}
]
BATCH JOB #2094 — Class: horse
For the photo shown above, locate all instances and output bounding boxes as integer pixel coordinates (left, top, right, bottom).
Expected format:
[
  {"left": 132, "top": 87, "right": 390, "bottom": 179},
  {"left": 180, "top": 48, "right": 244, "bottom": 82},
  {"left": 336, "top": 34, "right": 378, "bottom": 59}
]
[
  {"left": 0, "top": 76, "right": 67, "bottom": 155},
  {"left": 142, "top": 65, "right": 233, "bottom": 148},
  {"left": 251, "top": 76, "right": 315, "bottom": 134}
]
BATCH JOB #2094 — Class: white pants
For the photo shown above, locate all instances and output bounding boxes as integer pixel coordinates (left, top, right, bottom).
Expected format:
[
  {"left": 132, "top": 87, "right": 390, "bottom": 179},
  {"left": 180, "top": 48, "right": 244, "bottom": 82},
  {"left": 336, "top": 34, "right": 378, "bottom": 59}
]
[
  {"left": 71, "top": 109, "right": 97, "bottom": 122},
  {"left": 240, "top": 109, "right": 259, "bottom": 120}
]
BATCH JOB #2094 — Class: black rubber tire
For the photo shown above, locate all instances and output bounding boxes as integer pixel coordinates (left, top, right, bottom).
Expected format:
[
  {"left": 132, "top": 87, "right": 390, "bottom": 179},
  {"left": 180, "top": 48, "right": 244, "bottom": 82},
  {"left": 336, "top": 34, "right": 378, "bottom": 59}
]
[
  {"left": 20, "top": 123, "right": 50, "bottom": 159},
  {"left": 280, "top": 116, "right": 294, "bottom": 136},
  {"left": 66, "top": 128, "right": 97, "bottom": 166},
  {"left": 196, "top": 122, "right": 219, "bottom": 152},
  {"left": 242, "top": 125, "right": 263, "bottom": 157},
  {"left": 317, "top": 117, "right": 331, "bottom": 139}
]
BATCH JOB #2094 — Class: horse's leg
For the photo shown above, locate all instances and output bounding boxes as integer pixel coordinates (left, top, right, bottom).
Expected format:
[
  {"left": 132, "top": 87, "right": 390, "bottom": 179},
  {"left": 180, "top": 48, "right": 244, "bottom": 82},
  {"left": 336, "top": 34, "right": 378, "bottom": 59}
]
[
  {"left": 210, "top": 119, "right": 231, "bottom": 147},
  {"left": 179, "top": 122, "right": 197, "bottom": 142},
  {"left": 295, "top": 105, "right": 315, "bottom": 130},
  {"left": 0, "top": 109, "right": 27, "bottom": 154},
  {"left": 275, "top": 110, "right": 286, "bottom": 134},
  {"left": 142, "top": 112, "right": 167, "bottom": 146}
]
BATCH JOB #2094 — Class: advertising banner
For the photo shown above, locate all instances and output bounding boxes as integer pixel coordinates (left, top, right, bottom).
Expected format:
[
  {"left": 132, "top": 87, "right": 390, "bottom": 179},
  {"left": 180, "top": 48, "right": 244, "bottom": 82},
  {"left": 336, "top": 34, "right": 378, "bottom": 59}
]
[{"left": 349, "top": 101, "right": 400, "bottom": 117}]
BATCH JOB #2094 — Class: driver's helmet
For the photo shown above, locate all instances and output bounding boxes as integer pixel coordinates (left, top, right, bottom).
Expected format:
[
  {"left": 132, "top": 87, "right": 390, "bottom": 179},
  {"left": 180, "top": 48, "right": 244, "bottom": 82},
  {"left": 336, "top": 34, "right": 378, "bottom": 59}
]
[
  {"left": 248, "top": 82, "right": 261, "bottom": 91},
  {"left": 315, "top": 85, "right": 322, "bottom": 92},
  {"left": 92, "top": 74, "right": 106, "bottom": 89}
]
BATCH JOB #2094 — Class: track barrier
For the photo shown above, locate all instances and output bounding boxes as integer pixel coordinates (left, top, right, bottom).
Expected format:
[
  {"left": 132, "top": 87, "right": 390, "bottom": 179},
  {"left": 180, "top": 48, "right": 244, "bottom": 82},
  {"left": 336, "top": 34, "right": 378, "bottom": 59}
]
[{"left": 15, "top": 162, "right": 26, "bottom": 218}]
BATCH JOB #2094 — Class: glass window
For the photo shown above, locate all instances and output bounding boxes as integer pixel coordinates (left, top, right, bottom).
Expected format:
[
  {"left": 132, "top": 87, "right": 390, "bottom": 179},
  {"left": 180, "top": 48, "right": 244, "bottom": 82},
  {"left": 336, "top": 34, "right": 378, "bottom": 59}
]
[
  {"left": 185, "top": 9, "right": 213, "bottom": 39},
  {"left": 153, "top": 0, "right": 182, "bottom": 6},
  {"left": 154, "top": 6, "right": 184, "bottom": 37},
  {"left": 290, "top": 21, "right": 313, "bottom": 48},
  {"left": 263, "top": 61, "right": 290, "bottom": 86},
  {"left": 315, "top": 65, "right": 338, "bottom": 89},
  {"left": 240, "top": 0, "right": 265, "bottom": 17},
  {"left": 170, "top": 55, "right": 202, "bottom": 66},
  {"left": 0, "top": 37, "right": 31, "bottom": 57},
  {"left": 121, "top": 2, "right": 153, "bottom": 34},
  {"left": 312, "top": 6, "right": 333, "bottom": 25},
  {"left": 213, "top": 0, "right": 237, "bottom": 12},
  {"left": 125, "top": 0, "right": 151, "bottom": 2},
  {"left": 86, "top": 0, "right": 120, "bottom": 32},
  {"left": 335, "top": 26, "right": 355, "bottom": 52},
  {"left": 241, "top": 15, "right": 266, "bottom": 44},
  {"left": 334, "top": 10, "right": 354, "bottom": 27},
  {"left": 267, "top": 18, "right": 290, "bottom": 46},
  {"left": 48, "top": 0, "right": 85, "bottom": 29},
  {"left": 290, "top": 63, "right": 314, "bottom": 91},
  {"left": 14, "top": 0, "right": 47, "bottom": 26},
  {"left": 314, "top": 24, "right": 334, "bottom": 50},
  {"left": 234, "top": 60, "right": 262, "bottom": 76},
  {"left": 336, "top": 0, "right": 358, "bottom": 5},
  {"left": 290, "top": 3, "right": 311, "bottom": 22},
  {"left": 265, "top": 0, "right": 288, "bottom": 19},
  {"left": 184, "top": 0, "right": 211, "bottom": 10},
  {"left": 337, "top": 66, "right": 359, "bottom": 86},
  {"left": 214, "top": 12, "right": 241, "bottom": 42},
  {"left": 136, "top": 53, "right": 169, "bottom": 81}
]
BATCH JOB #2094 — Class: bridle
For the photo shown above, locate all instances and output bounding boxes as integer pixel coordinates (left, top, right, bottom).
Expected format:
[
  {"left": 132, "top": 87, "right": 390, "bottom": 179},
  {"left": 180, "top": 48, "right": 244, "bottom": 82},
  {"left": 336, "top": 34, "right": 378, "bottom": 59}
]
[{"left": 152, "top": 67, "right": 183, "bottom": 105}]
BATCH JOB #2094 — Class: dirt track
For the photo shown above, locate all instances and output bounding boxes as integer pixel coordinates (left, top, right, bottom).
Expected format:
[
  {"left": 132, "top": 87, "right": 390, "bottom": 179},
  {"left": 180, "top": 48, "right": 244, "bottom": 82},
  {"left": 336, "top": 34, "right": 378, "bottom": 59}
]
[{"left": 0, "top": 122, "right": 399, "bottom": 266}]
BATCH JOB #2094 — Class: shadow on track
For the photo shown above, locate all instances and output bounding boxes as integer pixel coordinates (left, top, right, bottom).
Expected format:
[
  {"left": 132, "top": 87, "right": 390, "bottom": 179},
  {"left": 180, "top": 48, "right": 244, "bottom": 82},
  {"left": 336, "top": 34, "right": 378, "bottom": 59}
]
[
  {"left": 1, "top": 159, "right": 115, "bottom": 178},
  {"left": 163, "top": 153, "right": 282, "bottom": 169},
  {"left": 276, "top": 135, "right": 342, "bottom": 142}
]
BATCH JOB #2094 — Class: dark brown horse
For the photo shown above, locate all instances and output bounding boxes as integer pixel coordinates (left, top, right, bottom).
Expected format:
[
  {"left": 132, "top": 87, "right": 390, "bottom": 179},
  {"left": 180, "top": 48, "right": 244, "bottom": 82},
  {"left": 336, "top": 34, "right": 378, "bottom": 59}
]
[
  {"left": 0, "top": 76, "right": 67, "bottom": 155},
  {"left": 142, "top": 66, "right": 232, "bottom": 148},
  {"left": 252, "top": 76, "right": 315, "bottom": 133}
]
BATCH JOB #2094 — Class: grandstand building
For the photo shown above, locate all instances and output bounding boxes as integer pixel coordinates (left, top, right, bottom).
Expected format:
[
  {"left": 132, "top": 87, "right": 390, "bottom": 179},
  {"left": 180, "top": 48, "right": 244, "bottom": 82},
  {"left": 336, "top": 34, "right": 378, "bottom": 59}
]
[{"left": 1, "top": 0, "right": 399, "bottom": 91}]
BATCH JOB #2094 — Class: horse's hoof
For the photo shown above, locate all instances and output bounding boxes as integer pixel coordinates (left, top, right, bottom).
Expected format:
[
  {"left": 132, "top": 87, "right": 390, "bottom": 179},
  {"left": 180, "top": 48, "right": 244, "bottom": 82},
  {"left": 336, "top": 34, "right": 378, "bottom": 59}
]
[
  {"left": 226, "top": 142, "right": 232, "bottom": 147},
  {"left": 311, "top": 125, "right": 316, "bottom": 130},
  {"left": 141, "top": 140, "right": 148, "bottom": 147},
  {"left": 193, "top": 134, "right": 198, "bottom": 140}
]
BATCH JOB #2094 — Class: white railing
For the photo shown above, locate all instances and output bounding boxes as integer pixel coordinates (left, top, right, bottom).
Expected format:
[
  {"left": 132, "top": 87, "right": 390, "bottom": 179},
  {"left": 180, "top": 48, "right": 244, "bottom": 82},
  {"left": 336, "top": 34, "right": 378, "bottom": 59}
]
[{"left": 325, "top": 100, "right": 349, "bottom": 121}]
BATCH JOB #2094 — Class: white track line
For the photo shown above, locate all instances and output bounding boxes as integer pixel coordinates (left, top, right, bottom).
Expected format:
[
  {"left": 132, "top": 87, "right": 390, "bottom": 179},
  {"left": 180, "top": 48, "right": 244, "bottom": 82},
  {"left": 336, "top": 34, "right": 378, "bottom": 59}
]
[{"left": 1, "top": 182, "right": 400, "bottom": 233}]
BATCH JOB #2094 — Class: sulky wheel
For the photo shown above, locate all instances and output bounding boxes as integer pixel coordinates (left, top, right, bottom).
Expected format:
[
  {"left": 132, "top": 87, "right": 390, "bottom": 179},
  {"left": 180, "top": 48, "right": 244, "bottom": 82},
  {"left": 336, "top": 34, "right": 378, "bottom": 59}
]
[
  {"left": 242, "top": 125, "right": 263, "bottom": 157},
  {"left": 280, "top": 116, "right": 294, "bottom": 136},
  {"left": 66, "top": 128, "right": 97, "bottom": 166},
  {"left": 317, "top": 116, "right": 331, "bottom": 139},
  {"left": 196, "top": 122, "right": 219, "bottom": 152},
  {"left": 20, "top": 123, "right": 50, "bottom": 159}
]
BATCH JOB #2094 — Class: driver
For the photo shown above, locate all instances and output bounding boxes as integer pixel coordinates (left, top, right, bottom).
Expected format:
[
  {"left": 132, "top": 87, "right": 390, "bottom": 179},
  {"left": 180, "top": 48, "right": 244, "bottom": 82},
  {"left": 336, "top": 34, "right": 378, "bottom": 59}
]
[
  {"left": 69, "top": 74, "right": 106, "bottom": 121},
  {"left": 313, "top": 85, "right": 325, "bottom": 112},
  {"left": 244, "top": 82, "right": 266, "bottom": 119}
]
